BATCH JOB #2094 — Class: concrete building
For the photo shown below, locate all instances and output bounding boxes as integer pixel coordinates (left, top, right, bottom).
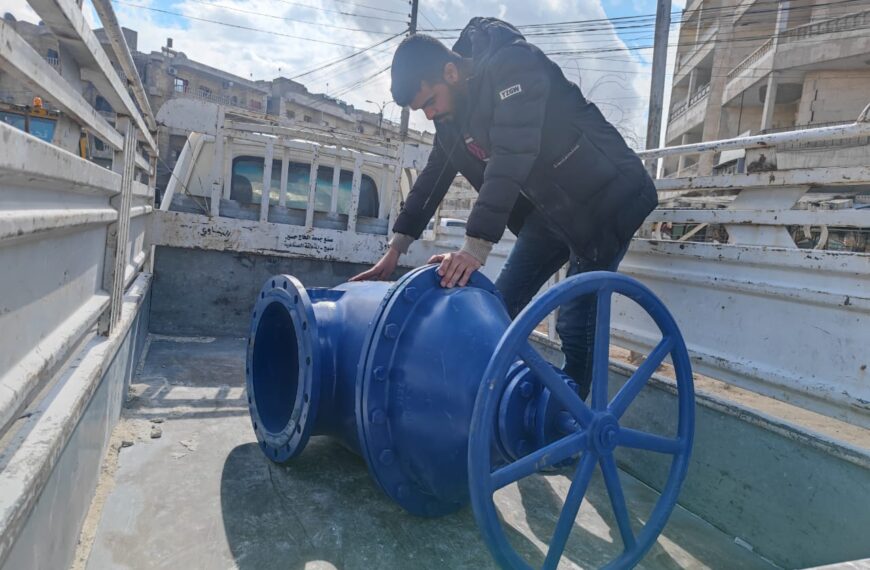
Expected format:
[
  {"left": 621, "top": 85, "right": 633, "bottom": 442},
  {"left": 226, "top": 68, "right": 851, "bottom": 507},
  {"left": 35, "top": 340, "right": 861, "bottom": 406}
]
[
  {"left": 0, "top": 13, "right": 95, "bottom": 154},
  {"left": 663, "top": 0, "right": 870, "bottom": 177}
]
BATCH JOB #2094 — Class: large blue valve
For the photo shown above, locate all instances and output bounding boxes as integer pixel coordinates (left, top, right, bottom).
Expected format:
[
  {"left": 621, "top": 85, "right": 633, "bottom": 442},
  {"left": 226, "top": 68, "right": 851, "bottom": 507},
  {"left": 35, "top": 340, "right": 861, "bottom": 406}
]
[{"left": 246, "top": 266, "right": 694, "bottom": 569}]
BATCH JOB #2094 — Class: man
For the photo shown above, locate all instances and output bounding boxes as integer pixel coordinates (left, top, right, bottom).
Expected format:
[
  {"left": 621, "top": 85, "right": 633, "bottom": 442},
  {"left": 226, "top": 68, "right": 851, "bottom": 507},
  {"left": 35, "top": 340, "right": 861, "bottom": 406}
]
[{"left": 351, "top": 17, "right": 657, "bottom": 400}]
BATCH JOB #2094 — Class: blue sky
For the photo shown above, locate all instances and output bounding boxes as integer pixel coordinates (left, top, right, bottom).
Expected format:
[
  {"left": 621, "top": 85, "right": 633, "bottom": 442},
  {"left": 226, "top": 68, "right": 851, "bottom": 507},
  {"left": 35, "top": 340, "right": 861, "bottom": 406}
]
[{"left": 7, "top": 0, "right": 684, "bottom": 145}]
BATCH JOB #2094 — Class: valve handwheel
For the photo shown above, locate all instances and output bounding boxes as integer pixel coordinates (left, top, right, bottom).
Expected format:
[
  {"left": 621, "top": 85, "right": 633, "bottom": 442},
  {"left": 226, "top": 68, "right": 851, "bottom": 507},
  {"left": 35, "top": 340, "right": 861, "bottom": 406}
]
[{"left": 468, "top": 271, "right": 695, "bottom": 569}]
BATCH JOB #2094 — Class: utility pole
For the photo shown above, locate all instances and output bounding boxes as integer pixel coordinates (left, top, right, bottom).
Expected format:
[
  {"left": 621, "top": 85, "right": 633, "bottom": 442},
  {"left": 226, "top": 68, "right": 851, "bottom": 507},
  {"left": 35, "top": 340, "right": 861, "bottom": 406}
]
[
  {"left": 644, "top": 0, "right": 672, "bottom": 178},
  {"left": 399, "top": 0, "right": 419, "bottom": 140}
]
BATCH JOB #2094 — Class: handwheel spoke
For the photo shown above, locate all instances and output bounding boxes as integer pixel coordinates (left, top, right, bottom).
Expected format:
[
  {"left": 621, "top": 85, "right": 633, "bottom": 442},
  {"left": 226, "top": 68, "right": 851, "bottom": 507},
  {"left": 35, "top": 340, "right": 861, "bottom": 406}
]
[
  {"left": 542, "top": 452, "right": 597, "bottom": 570},
  {"left": 490, "top": 431, "right": 587, "bottom": 491},
  {"left": 616, "top": 427, "right": 684, "bottom": 455},
  {"left": 591, "top": 289, "right": 613, "bottom": 411},
  {"left": 599, "top": 454, "right": 636, "bottom": 551},
  {"left": 520, "top": 342, "right": 593, "bottom": 427},
  {"left": 609, "top": 337, "right": 674, "bottom": 418}
]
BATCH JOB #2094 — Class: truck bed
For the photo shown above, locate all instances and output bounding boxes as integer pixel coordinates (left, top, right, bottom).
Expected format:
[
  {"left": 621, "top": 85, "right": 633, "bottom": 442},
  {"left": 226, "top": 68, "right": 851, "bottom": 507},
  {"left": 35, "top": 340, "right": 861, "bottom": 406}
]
[{"left": 81, "top": 336, "right": 774, "bottom": 570}]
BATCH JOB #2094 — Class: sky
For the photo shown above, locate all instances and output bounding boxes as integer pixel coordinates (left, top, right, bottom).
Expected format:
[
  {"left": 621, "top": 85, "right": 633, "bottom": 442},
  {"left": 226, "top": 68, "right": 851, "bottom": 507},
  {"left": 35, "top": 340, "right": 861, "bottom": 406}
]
[{"left": 5, "top": 0, "right": 685, "bottom": 147}]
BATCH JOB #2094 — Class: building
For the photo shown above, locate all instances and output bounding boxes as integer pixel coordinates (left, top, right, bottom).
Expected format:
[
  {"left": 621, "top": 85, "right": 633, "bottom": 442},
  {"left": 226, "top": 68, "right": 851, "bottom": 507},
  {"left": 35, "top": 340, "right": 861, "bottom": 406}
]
[
  {"left": 0, "top": 13, "right": 94, "bottom": 154},
  {"left": 1, "top": 15, "right": 430, "bottom": 185},
  {"left": 663, "top": 0, "right": 870, "bottom": 177}
]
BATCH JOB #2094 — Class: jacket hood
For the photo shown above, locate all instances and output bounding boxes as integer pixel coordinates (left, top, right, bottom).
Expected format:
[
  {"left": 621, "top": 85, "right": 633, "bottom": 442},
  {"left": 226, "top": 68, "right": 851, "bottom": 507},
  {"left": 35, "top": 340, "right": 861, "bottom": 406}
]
[{"left": 451, "top": 17, "right": 525, "bottom": 67}]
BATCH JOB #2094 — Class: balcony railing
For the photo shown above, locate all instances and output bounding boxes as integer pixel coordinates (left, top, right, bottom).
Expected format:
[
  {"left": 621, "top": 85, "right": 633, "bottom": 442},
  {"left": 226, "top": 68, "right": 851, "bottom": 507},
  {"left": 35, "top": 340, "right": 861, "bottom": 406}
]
[
  {"left": 726, "top": 38, "right": 773, "bottom": 82},
  {"left": 780, "top": 9, "right": 870, "bottom": 44},
  {"left": 725, "top": 10, "right": 870, "bottom": 81},
  {"left": 43, "top": 55, "right": 59, "bottom": 69},
  {"left": 670, "top": 83, "right": 711, "bottom": 122},
  {"left": 171, "top": 85, "right": 264, "bottom": 112}
]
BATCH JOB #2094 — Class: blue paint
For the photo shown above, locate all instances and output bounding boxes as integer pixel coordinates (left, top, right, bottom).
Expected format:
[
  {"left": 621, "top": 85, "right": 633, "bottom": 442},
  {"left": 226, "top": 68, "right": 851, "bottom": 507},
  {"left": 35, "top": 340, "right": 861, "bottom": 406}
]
[
  {"left": 247, "top": 267, "right": 694, "bottom": 568},
  {"left": 469, "top": 272, "right": 695, "bottom": 569}
]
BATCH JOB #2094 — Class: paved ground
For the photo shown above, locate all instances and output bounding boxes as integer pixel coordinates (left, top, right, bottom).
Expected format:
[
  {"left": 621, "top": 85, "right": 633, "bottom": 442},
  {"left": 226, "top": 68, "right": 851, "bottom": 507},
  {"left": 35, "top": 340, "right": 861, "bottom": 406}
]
[{"left": 84, "top": 336, "right": 775, "bottom": 570}]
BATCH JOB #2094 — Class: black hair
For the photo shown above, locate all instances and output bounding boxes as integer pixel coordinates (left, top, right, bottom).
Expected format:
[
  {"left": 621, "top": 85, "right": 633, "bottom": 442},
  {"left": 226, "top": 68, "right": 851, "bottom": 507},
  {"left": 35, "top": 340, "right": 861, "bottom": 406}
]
[{"left": 390, "top": 34, "right": 460, "bottom": 106}]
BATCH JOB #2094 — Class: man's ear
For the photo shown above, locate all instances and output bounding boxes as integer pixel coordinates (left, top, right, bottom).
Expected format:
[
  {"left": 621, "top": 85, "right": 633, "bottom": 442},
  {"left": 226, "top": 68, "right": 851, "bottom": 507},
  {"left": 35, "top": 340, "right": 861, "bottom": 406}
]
[{"left": 443, "top": 62, "right": 460, "bottom": 86}]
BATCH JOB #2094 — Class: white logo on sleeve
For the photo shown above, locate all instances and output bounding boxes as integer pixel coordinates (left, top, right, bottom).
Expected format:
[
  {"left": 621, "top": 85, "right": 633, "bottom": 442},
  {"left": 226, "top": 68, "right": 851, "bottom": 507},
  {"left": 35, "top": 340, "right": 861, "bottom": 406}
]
[{"left": 499, "top": 84, "right": 522, "bottom": 100}]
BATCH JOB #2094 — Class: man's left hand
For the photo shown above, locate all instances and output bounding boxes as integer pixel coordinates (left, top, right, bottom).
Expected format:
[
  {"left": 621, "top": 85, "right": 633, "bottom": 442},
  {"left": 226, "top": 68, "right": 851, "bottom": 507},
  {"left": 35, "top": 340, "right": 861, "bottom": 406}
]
[{"left": 427, "top": 251, "right": 482, "bottom": 288}]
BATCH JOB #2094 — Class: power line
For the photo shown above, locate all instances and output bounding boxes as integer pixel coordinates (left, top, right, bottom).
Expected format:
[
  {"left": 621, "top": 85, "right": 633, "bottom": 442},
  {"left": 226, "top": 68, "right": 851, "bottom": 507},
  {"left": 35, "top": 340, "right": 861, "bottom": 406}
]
[
  {"left": 113, "top": 1, "right": 370, "bottom": 48},
  {"left": 419, "top": 0, "right": 868, "bottom": 33},
  {"left": 326, "top": 0, "right": 408, "bottom": 16},
  {"left": 270, "top": 0, "right": 408, "bottom": 23},
  {"left": 290, "top": 32, "right": 405, "bottom": 80},
  {"left": 181, "top": 0, "right": 403, "bottom": 35}
]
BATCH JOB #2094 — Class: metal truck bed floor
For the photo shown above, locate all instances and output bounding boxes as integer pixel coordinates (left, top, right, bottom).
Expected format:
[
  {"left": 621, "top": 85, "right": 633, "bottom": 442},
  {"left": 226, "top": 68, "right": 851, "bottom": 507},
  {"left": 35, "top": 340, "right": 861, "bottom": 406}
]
[{"left": 82, "top": 337, "right": 774, "bottom": 570}]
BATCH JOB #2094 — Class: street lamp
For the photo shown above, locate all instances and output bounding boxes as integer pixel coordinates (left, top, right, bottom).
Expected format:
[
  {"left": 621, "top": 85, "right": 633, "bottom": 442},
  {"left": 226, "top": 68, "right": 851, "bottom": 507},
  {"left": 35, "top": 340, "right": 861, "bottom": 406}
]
[{"left": 366, "top": 99, "right": 394, "bottom": 136}]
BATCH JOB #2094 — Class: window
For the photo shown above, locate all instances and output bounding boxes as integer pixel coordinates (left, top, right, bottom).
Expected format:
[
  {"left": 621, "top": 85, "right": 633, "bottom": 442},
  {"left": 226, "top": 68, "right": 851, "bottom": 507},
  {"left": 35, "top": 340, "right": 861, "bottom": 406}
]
[
  {"left": 0, "top": 111, "right": 25, "bottom": 131},
  {"left": 198, "top": 86, "right": 211, "bottom": 98},
  {"left": 231, "top": 96, "right": 238, "bottom": 105},
  {"left": 357, "top": 125, "right": 365, "bottom": 134},
  {"left": 303, "top": 115, "right": 312, "bottom": 123},
  {"left": 231, "top": 156, "right": 379, "bottom": 218},
  {"left": 0, "top": 112, "right": 56, "bottom": 143},
  {"left": 173, "top": 77, "right": 187, "bottom": 93},
  {"left": 28, "top": 117, "right": 56, "bottom": 142},
  {"left": 46, "top": 48, "right": 59, "bottom": 59},
  {"left": 94, "top": 137, "right": 105, "bottom": 151},
  {"left": 286, "top": 110, "right": 295, "bottom": 119}
]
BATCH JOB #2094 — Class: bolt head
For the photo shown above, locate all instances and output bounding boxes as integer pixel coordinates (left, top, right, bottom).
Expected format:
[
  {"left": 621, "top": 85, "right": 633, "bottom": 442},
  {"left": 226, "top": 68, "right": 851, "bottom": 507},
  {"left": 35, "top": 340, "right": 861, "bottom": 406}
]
[
  {"left": 519, "top": 381, "right": 533, "bottom": 398},
  {"left": 371, "top": 409, "right": 386, "bottom": 425},
  {"left": 373, "top": 366, "right": 387, "bottom": 382},
  {"left": 384, "top": 323, "right": 399, "bottom": 339},
  {"left": 402, "top": 287, "right": 419, "bottom": 302},
  {"left": 379, "top": 449, "right": 395, "bottom": 465}
]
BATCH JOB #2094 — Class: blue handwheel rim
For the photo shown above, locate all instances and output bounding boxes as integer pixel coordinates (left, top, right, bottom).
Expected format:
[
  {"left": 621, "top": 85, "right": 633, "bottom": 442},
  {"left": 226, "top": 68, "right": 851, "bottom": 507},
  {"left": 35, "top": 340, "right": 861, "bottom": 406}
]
[{"left": 468, "top": 271, "right": 695, "bottom": 570}]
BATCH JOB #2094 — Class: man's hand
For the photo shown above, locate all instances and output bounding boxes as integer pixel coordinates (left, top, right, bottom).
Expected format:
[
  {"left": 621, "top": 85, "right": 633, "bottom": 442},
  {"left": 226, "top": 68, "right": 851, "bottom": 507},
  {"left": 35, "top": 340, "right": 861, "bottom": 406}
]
[
  {"left": 428, "top": 250, "right": 481, "bottom": 288},
  {"left": 350, "top": 248, "right": 400, "bottom": 282}
]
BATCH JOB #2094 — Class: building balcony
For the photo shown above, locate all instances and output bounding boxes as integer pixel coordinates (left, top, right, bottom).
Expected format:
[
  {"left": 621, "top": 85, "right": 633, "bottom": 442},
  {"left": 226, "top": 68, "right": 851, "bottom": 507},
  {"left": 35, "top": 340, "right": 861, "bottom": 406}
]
[
  {"left": 734, "top": 0, "right": 761, "bottom": 23},
  {"left": 43, "top": 55, "right": 59, "bottom": 69},
  {"left": 674, "top": 25, "right": 718, "bottom": 85},
  {"left": 722, "top": 38, "right": 774, "bottom": 104},
  {"left": 723, "top": 9, "right": 870, "bottom": 103},
  {"left": 667, "top": 83, "right": 710, "bottom": 140},
  {"left": 170, "top": 85, "right": 265, "bottom": 113}
]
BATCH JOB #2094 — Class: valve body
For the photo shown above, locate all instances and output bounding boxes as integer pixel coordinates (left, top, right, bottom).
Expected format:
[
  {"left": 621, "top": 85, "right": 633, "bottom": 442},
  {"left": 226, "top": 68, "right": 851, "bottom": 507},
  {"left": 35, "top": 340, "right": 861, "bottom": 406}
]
[{"left": 247, "top": 266, "right": 572, "bottom": 516}]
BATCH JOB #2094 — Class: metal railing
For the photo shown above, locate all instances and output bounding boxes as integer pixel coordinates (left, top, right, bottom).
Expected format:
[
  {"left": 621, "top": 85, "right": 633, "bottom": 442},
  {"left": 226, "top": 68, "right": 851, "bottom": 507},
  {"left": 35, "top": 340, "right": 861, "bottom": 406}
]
[
  {"left": 154, "top": 115, "right": 421, "bottom": 266},
  {"left": 532, "top": 104, "right": 870, "bottom": 430},
  {"left": 43, "top": 55, "right": 59, "bottom": 68},
  {"left": 726, "top": 37, "right": 774, "bottom": 82},
  {"left": 0, "top": 0, "right": 160, "bottom": 565},
  {"left": 760, "top": 120, "right": 870, "bottom": 150}
]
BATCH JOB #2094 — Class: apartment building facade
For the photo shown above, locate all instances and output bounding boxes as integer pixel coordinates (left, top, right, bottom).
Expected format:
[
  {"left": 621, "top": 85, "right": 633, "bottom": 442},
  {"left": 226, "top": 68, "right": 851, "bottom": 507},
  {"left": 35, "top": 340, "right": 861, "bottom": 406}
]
[{"left": 664, "top": 0, "right": 870, "bottom": 177}]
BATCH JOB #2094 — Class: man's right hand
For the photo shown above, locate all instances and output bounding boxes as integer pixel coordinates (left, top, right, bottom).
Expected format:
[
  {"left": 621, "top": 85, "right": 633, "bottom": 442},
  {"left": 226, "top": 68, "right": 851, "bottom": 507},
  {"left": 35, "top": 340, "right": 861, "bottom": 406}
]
[{"left": 349, "top": 248, "right": 400, "bottom": 282}]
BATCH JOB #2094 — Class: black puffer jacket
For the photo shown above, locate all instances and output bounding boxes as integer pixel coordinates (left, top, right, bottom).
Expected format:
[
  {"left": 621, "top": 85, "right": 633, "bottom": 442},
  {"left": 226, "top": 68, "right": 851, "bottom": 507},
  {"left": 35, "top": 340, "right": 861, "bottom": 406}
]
[{"left": 392, "top": 17, "right": 658, "bottom": 263}]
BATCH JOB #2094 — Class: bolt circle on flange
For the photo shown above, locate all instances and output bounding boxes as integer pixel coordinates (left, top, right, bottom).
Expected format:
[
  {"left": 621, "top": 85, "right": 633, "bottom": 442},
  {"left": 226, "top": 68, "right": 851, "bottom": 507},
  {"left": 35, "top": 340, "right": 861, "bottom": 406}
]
[
  {"left": 355, "top": 265, "right": 505, "bottom": 518},
  {"left": 246, "top": 275, "right": 321, "bottom": 464}
]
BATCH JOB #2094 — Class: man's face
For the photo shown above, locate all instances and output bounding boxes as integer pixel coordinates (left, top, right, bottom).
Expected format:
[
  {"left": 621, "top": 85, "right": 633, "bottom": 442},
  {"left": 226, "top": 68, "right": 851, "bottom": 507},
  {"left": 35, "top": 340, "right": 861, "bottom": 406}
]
[
  {"left": 409, "top": 80, "right": 454, "bottom": 123},
  {"left": 408, "top": 63, "right": 461, "bottom": 123}
]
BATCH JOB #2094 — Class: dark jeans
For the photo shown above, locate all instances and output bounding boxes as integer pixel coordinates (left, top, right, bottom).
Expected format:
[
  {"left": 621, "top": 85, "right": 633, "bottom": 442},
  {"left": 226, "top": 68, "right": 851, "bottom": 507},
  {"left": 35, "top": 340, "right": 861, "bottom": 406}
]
[{"left": 494, "top": 210, "right": 629, "bottom": 400}]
